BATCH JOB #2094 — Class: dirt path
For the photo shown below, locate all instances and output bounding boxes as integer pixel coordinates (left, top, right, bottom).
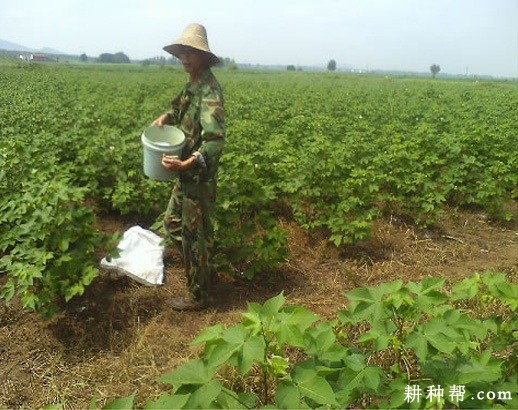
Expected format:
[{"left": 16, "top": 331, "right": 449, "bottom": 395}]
[{"left": 1, "top": 208, "right": 517, "bottom": 409}]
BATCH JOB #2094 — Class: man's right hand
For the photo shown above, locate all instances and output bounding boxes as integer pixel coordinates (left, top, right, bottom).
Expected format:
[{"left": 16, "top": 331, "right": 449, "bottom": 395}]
[{"left": 152, "top": 113, "right": 170, "bottom": 127}]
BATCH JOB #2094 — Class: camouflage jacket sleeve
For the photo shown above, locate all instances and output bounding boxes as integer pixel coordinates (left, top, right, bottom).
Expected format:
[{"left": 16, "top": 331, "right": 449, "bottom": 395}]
[{"left": 192, "top": 79, "right": 225, "bottom": 179}]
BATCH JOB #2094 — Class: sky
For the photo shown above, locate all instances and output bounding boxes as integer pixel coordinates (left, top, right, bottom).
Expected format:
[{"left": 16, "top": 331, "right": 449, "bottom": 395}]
[{"left": 1, "top": 0, "right": 517, "bottom": 77}]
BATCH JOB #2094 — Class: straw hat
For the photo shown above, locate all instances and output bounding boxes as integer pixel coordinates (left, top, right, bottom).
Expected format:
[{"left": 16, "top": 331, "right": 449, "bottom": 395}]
[{"left": 163, "top": 23, "right": 220, "bottom": 66}]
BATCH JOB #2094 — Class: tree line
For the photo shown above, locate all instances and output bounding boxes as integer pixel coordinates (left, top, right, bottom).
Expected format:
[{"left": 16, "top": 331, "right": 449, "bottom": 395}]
[{"left": 80, "top": 52, "right": 130, "bottom": 64}]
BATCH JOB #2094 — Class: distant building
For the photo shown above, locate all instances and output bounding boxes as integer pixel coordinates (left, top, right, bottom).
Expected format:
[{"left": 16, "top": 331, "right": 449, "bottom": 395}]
[{"left": 29, "top": 53, "right": 57, "bottom": 62}]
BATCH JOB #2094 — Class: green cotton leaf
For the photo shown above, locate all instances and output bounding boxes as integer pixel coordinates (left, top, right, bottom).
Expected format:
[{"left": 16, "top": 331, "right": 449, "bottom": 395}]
[
  {"left": 313, "top": 364, "right": 342, "bottom": 378},
  {"left": 319, "top": 344, "right": 349, "bottom": 362},
  {"left": 443, "top": 309, "right": 490, "bottom": 342},
  {"left": 268, "top": 354, "right": 290, "bottom": 378},
  {"left": 425, "top": 317, "right": 464, "bottom": 348},
  {"left": 222, "top": 323, "right": 248, "bottom": 344},
  {"left": 382, "top": 375, "right": 413, "bottom": 409},
  {"left": 236, "top": 392, "right": 259, "bottom": 409},
  {"left": 239, "top": 334, "right": 266, "bottom": 374},
  {"left": 215, "top": 389, "right": 257, "bottom": 409},
  {"left": 144, "top": 392, "right": 190, "bottom": 409},
  {"left": 481, "top": 271, "right": 507, "bottom": 288},
  {"left": 450, "top": 274, "right": 481, "bottom": 300},
  {"left": 102, "top": 392, "right": 136, "bottom": 409},
  {"left": 192, "top": 324, "right": 224, "bottom": 345},
  {"left": 261, "top": 292, "right": 285, "bottom": 317},
  {"left": 421, "top": 358, "right": 461, "bottom": 386},
  {"left": 356, "top": 328, "right": 391, "bottom": 351},
  {"left": 456, "top": 350, "right": 503, "bottom": 384},
  {"left": 58, "top": 237, "right": 70, "bottom": 252},
  {"left": 362, "top": 366, "right": 384, "bottom": 391},
  {"left": 0, "top": 278, "right": 16, "bottom": 302},
  {"left": 344, "top": 287, "right": 385, "bottom": 321},
  {"left": 283, "top": 306, "right": 319, "bottom": 331},
  {"left": 277, "top": 321, "right": 306, "bottom": 348},
  {"left": 343, "top": 353, "right": 367, "bottom": 373},
  {"left": 81, "top": 266, "right": 99, "bottom": 286},
  {"left": 405, "top": 316, "right": 463, "bottom": 360},
  {"left": 384, "top": 287, "right": 415, "bottom": 310},
  {"left": 242, "top": 303, "right": 262, "bottom": 334},
  {"left": 295, "top": 374, "right": 339, "bottom": 406},
  {"left": 304, "top": 323, "right": 336, "bottom": 356},
  {"left": 344, "top": 280, "right": 403, "bottom": 323},
  {"left": 204, "top": 339, "right": 241, "bottom": 368},
  {"left": 158, "top": 359, "right": 216, "bottom": 388},
  {"left": 330, "top": 234, "right": 345, "bottom": 247},
  {"left": 337, "top": 364, "right": 385, "bottom": 399},
  {"left": 482, "top": 272, "right": 518, "bottom": 310},
  {"left": 64, "top": 283, "right": 85, "bottom": 302},
  {"left": 184, "top": 380, "right": 222, "bottom": 409},
  {"left": 275, "top": 307, "right": 319, "bottom": 348},
  {"left": 404, "top": 331, "right": 428, "bottom": 361},
  {"left": 407, "top": 278, "right": 447, "bottom": 309},
  {"left": 22, "top": 293, "right": 38, "bottom": 311},
  {"left": 428, "top": 333, "right": 461, "bottom": 354},
  {"left": 275, "top": 381, "right": 302, "bottom": 409}
]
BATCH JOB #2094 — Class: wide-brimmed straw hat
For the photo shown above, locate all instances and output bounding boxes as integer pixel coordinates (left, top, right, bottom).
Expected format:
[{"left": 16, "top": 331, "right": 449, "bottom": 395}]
[{"left": 163, "top": 23, "right": 220, "bottom": 66}]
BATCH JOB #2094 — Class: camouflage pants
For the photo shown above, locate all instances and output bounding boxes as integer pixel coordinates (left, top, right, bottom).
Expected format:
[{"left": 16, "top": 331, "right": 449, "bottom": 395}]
[{"left": 163, "top": 178, "right": 216, "bottom": 303}]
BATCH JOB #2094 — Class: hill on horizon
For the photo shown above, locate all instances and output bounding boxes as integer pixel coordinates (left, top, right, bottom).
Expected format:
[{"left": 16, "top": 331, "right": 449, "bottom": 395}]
[{"left": 0, "top": 38, "right": 64, "bottom": 55}]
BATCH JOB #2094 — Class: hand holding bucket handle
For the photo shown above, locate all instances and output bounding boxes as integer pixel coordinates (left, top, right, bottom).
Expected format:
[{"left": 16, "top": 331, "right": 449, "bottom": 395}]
[
  {"left": 152, "top": 113, "right": 170, "bottom": 128},
  {"left": 162, "top": 153, "right": 196, "bottom": 171}
]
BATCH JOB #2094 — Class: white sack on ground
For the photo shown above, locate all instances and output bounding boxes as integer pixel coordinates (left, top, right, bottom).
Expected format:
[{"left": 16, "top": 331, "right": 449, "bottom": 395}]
[{"left": 100, "top": 226, "right": 164, "bottom": 286}]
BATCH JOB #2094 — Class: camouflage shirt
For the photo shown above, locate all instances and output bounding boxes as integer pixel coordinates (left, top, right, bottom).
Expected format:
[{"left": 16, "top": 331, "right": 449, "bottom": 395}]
[{"left": 168, "top": 68, "right": 225, "bottom": 181}]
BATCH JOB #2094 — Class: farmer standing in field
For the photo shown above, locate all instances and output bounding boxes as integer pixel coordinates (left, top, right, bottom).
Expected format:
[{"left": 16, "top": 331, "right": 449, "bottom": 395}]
[{"left": 152, "top": 23, "right": 225, "bottom": 311}]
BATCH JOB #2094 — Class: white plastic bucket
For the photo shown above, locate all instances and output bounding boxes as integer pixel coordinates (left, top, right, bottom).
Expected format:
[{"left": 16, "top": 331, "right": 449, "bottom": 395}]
[{"left": 141, "top": 125, "right": 185, "bottom": 181}]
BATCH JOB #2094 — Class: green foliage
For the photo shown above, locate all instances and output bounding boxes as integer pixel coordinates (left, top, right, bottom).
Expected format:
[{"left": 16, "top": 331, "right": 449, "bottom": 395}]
[
  {"left": 0, "top": 172, "right": 104, "bottom": 316},
  {"left": 106, "top": 272, "right": 518, "bottom": 408},
  {"left": 98, "top": 52, "right": 130, "bottom": 64},
  {"left": 215, "top": 151, "right": 289, "bottom": 278},
  {"left": 339, "top": 271, "right": 518, "bottom": 409},
  {"left": 1, "top": 65, "right": 517, "bottom": 315},
  {"left": 327, "top": 59, "right": 337, "bottom": 71},
  {"left": 430, "top": 64, "right": 441, "bottom": 78}
]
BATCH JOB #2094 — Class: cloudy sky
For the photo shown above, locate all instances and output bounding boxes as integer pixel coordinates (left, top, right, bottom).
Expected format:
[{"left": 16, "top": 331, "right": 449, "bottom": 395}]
[{"left": 1, "top": 0, "right": 517, "bottom": 77}]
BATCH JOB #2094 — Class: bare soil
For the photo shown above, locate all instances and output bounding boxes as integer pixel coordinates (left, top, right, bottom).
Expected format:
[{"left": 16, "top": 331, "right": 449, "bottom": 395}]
[{"left": 1, "top": 207, "right": 517, "bottom": 409}]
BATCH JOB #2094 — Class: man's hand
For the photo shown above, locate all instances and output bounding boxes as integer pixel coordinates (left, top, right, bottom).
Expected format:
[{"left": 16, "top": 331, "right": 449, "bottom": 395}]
[
  {"left": 152, "top": 113, "right": 170, "bottom": 127},
  {"left": 162, "top": 154, "right": 196, "bottom": 171}
]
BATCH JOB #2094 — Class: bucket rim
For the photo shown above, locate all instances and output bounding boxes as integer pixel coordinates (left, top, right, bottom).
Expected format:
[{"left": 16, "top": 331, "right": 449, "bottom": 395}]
[
  {"left": 141, "top": 125, "right": 185, "bottom": 152},
  {"left": 141, "top": 132, "right": 185, "bottom": 146}
]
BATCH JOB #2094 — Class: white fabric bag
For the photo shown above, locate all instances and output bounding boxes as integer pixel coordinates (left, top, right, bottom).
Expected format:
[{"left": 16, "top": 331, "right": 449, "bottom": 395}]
[{"left": 100, "top": 226, "right": 164, "bottom": 286}]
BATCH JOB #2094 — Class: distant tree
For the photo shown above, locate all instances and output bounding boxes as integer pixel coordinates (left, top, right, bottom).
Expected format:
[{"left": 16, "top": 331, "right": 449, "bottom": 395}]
[
  {"left": 142, "top": 56, "right": 166, "bottom": 66},
  {"left": 221, "top": 57, "right": 228, "bottom": 67},
  {"left": 215, "top": 57, "right": 237, "bottom": 68},
  {"left": 327, "top": 59, "right": 337, "bottom": 71},
  {"left": 287, "top": 65, "right": 296, "bottom": 71},
  {"left": 430, "top": 64, "right": 441, "bottom": 78},
  {"left": 98, "top": 53, "right": 112, "bottom": 63},
  {"left": 98, "top": 52, "right": 130, "bottom": 64},
  {"left": 113, "top": 52, "right": 130, "bottom": 63},
  {"left": 79, "top": 53, "right": 88, "bottom": 63}
]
